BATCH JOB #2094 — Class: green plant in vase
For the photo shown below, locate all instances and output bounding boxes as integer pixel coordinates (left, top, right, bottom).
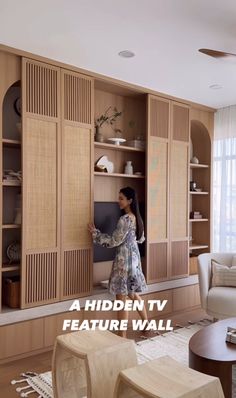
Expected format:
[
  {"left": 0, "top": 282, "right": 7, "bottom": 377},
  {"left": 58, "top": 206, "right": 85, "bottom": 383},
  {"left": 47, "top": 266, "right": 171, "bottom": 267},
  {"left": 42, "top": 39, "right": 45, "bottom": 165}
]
[{"left": 95, "top": 106, "right": 122, "bottom": 142}]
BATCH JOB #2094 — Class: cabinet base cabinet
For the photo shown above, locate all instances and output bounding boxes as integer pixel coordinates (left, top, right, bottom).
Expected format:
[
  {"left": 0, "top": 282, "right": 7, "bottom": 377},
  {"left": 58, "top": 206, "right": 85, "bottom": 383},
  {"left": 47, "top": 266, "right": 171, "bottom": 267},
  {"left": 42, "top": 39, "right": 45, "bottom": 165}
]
[
  {"left": 0, "top": 285, "right": 201, "bottom": 363},
  {"left": 0, "top": 318, "right": 44, "bottom": 360}
]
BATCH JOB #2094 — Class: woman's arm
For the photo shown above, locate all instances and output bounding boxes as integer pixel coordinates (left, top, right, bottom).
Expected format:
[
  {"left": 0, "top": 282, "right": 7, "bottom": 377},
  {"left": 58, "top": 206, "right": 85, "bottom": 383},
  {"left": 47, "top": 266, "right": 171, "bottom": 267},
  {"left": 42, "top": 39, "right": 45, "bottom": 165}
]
[{"left": 92, "top": 216, "right": 130, "bottom": 248}]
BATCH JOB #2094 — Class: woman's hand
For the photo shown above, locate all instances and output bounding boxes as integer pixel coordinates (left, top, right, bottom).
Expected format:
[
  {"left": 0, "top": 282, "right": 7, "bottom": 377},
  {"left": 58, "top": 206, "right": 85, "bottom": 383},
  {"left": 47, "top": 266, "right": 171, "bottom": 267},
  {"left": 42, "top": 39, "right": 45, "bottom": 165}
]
[{"left": 88, "top": 222, "right": 96, "bottom": 234}]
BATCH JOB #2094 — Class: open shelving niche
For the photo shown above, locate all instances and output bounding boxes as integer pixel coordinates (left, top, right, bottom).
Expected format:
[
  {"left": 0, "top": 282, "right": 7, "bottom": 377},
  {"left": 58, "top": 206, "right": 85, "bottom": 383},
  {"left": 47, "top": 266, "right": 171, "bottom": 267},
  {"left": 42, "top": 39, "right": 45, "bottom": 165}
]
[
  {"left": 189, "top": 120, "right": 211, "bottom": 274},
  {"left": 1, "top": 80, "right": 22, "bottom": 310},
  {"left": 93, "top": 80, "right": 146, "bottom": 286}
]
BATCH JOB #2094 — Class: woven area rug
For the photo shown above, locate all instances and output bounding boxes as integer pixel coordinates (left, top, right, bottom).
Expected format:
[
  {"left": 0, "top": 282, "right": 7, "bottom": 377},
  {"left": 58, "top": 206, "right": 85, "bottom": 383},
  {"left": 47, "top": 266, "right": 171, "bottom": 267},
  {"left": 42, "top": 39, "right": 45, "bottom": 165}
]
[{"left": 11, "top": 320, "right": 236, "bottom": 398}]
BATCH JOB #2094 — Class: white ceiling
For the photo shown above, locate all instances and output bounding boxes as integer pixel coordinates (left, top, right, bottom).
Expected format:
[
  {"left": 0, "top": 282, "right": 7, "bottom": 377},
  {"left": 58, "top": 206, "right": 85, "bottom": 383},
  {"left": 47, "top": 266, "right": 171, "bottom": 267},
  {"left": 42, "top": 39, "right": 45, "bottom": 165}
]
[{"left": 1, "top": 0, "right": 236, "bottom": 108}]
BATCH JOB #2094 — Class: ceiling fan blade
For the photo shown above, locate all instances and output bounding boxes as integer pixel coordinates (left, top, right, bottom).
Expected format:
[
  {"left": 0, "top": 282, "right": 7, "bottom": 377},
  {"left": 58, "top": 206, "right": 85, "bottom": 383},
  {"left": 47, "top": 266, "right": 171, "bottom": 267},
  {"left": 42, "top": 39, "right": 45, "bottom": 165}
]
[{"left": 199, "top": 48, "right": 236, "bottom": 61}]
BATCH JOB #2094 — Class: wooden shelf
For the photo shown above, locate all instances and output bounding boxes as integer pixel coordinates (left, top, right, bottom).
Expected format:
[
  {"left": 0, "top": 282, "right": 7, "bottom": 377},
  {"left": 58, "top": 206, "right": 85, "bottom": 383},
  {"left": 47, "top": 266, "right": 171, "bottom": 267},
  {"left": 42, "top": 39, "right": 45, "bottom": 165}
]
[
  {"left": 1, "top": 265, "right": 20, "bottom": 272},
  {"left": 2, "top": 180, "right": 21, "bottom": 186},
  {"left": 94, "top": 172, "right": 145, "bottom": 179},
  {"left": 2, "top": 139, "right": 21, "bottom": 147},
  {"left": 95, "top": 142, "right": 145, "bottom": 152},
  {"left": 2, "top": 224, "right": 21, "bottom": 229},
  {"left": 189, "top": 244, "right": 209, "bottom": 250},
  {"left": 189, "top": 219, "right": 209, "bottom": 222},
  {"left": 190, "top": 163, "right": 209, "bottom": 169},
  {"left": 189, "top": 191, "right": 208, "bottom": 195}
]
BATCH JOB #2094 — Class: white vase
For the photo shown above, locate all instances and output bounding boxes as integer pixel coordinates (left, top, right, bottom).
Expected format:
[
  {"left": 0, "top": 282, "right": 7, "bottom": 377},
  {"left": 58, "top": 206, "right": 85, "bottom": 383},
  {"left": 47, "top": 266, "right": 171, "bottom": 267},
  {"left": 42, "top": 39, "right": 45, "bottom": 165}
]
[{"left": 124, "top": 161, "right": 133, "bottom": 175}]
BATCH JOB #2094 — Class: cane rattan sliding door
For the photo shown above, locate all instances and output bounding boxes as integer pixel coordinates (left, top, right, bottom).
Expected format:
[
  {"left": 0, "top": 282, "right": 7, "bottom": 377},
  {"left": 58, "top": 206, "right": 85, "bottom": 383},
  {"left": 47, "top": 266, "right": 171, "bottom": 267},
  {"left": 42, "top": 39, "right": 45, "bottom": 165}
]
[
  {"left": 169, "top": 102, "right": 189, "bottom": 278},
  {"left": 61, "top": 69, "right": 93, "bottom": 299},
  {"left": 21, "top": 58, "right": 61, "bottom": 308},
  {"left": 146, "top": 95, "right": 170, "bottom": 282}
]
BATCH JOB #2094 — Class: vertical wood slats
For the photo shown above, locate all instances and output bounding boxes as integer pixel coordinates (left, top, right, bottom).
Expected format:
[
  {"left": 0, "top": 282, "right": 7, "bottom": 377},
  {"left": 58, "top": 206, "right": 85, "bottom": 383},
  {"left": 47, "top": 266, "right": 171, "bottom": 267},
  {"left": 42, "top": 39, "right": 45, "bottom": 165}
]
[
  {"left": 148, "top": 243, "right": 168, "bottom": 281},
  {"left": 170, "top": 143, "right": 188, "bottom": 238},
  {"left": 150, "top": 97, "right": 169, "bottom": 138},
  {"left": 172, "top": 104, "right": 189, "bottom": 142},
  {"left": 25, "top": 61, "right": 58, "bottom": 117},
  {"left": 64, "top": 72, "right": 92, "bottom": 124},
  {"left": 63, "top": 249, "right": 91, "bottom": 296},
  {"left": 171, "top": 241, "right": 188, "bottom": 277},
  {"left": 25, "top": 253, "right": 57, "bottom": 304}
]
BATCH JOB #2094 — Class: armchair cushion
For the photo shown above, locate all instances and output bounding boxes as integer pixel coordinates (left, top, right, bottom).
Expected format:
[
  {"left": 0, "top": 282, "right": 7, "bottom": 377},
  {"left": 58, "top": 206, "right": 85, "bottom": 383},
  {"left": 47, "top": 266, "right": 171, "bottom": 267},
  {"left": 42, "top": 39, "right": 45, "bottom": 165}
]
[
  {"left": 208, "top": 286, "right": 236, "bottom": 318},
  {"left": 211, "top": 260, "right": 236, "bottom": 287}
]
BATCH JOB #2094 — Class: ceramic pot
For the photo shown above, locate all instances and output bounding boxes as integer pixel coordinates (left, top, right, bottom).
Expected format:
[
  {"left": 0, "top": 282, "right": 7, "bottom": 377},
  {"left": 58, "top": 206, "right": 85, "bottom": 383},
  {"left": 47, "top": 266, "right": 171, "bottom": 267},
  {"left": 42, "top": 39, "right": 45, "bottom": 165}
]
[{"left": 95, "top": 126, "right": 104, "bottom": 143}]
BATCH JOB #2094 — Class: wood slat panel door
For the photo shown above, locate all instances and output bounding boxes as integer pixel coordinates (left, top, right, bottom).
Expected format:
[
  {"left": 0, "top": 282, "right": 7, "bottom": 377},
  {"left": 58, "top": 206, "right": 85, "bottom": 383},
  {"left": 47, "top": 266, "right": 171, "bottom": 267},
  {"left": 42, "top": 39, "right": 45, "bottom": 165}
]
[
  {"left": 146, "top": 95, "right": 170, "bottom": 283},
  {"left": 61, "top": 69, "right": 93, "bottom": 299},
  {"left": 169, "top": 102, "right": 190, "bottom": 278},
  {"left": 21, "top": 58, "right": 61, "bottom": 308}
]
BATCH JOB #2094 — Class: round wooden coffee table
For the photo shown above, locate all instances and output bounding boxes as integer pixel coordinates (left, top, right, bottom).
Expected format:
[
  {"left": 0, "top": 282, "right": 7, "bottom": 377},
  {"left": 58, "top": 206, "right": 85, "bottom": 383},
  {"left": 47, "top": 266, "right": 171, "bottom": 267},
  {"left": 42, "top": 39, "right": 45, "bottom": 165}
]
[{"left": 189, "top": 318, "right": 236, "bottom": 398}]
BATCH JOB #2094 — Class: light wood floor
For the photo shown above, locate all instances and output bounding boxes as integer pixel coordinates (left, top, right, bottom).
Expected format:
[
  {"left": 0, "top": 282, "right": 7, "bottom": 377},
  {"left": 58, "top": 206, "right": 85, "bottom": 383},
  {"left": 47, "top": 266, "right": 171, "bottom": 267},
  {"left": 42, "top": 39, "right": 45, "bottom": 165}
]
[{"left": 0, "top": 308, "right": 209, "bottom": 398}]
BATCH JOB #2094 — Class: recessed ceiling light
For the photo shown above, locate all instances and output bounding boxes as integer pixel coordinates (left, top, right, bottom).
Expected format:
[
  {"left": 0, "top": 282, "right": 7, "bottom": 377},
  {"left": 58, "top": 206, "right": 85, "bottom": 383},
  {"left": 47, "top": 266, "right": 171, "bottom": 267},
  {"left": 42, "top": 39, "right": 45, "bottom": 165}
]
[
  {"left": 209, "top": 84, "right": 223, "bottom": 90},
  {"left": 118, "top": 50, "right": 135, "bottom": 58}
]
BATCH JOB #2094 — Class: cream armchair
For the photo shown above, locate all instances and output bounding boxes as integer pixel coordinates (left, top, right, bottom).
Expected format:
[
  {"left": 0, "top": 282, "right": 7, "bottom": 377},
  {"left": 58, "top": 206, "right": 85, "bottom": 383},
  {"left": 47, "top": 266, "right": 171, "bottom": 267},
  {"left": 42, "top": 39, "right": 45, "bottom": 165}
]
[{"left": 198, "top": 253, "right": 236, "bottom": 319}]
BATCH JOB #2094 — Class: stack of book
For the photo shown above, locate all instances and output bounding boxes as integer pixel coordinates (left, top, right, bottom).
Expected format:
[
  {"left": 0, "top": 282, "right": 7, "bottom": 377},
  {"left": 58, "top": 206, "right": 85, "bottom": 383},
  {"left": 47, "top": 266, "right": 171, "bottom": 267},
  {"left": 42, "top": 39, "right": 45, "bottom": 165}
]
[
  {"left": 226, "top": 327, "right": 236, "bottom": 344},
  {"left": 190, "top": 211, "right": 203, "bottom": 219}
]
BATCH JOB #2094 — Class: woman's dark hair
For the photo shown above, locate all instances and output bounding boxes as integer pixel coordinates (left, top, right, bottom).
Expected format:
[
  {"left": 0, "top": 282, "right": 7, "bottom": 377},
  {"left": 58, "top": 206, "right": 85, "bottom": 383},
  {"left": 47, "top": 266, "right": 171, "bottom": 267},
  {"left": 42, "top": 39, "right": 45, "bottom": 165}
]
[{"left": 119, "top": 187, "right": 144, "bottom": 240}]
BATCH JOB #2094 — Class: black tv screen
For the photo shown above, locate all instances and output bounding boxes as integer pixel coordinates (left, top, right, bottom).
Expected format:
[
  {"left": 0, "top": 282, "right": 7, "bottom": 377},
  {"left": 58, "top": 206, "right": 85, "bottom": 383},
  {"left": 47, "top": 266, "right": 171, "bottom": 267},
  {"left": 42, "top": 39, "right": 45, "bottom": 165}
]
[{"left": 93, "top": 202, "right": 145, "bottom": 262}]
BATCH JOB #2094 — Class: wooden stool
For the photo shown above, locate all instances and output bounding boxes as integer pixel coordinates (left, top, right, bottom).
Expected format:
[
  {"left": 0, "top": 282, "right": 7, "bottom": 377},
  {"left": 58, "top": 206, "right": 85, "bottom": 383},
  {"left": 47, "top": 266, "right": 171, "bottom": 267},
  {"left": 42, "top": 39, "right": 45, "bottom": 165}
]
[
  {"left": 114, "top": 356, "right": 225, "bottom": 398},
  {"left": 52, "top": 329, "right": 137, "bottom": 398}
]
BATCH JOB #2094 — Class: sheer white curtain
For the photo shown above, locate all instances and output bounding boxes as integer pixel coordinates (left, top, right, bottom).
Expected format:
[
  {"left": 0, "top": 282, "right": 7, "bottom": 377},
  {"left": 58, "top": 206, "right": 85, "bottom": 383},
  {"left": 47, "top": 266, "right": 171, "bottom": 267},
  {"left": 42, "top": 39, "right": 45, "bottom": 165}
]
[{"left": 213, "top": 106, "right": 236, "bottom": 252}]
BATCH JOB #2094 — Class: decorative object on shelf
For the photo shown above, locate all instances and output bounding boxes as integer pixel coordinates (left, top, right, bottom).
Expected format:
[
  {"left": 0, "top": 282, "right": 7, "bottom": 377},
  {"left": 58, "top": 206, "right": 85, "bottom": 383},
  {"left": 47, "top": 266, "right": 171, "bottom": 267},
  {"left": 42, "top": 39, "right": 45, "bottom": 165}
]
[
  {"left": 128, "top": 119, "right": 145, "bottom": 145},
  {"left": 94, "top": 126, "right": 104, "bottom": 143},
  {"left": 14, "top": 97, "right": 21, "bottom": 116},
  {"left": 190, "top": 181, "right": 197, "bottom": 191},
  {"left": 94, "top": 164, "right": 107, "bottom": 172},
  {"left": 95, "top": 106, "right": 122, "bottom": 141},
  {"left": 95, "top": 155, "right": 114, "bottom": 173},
  {"left": 6, "top": 242, "right": 21, "bottom": 264},
  {"left": 124, "top": 160, "right": 133, "bottom": 175},
  {"left": 190, "top": 156, "right": 199, "bottom": 164},
  {"left": 3, "top": 169, "right": 22, "bottom": 182},
  {"left": 16, "top": 121, "right": 22, "bottom": 135},
  {"left": 107, "top": 137, "right": 126, "bottom": 146},
  {"left": 14, "top": 208, "right": 22, "bottom": 225},
  {"left": 134, "top": 171, "right": 142, "bottom": 176},
  {"left": 2, "top": 275, "right": 20, "bottom": 308},
  {"left": 126, "top": 139, "right": 145, "bottom": 150},
  {"left": 190, "top": 211, "right": 203, "bottom": 219}
]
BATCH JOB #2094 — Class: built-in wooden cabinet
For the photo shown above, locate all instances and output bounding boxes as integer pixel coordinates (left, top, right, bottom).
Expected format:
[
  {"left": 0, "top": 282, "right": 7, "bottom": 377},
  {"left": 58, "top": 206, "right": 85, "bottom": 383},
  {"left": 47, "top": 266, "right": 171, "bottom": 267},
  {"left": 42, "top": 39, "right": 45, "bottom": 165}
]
[
  {"left": 0, "top": 52, "right": 22, "bottom": 312},
  {"left": 189, "top": 117, "right": 212, "bottom": 272},
  {"left": 93, "top": 82, "right": 146, "bottom": 278},
  {"left": 0, "top": 45, "right": 214, "bottom": 313},
  {"left": 0, "top": 55, "right": 94, "bottom": 311},
  {"left": 146, "top": 96, "right": 189, "bottom": 283}
]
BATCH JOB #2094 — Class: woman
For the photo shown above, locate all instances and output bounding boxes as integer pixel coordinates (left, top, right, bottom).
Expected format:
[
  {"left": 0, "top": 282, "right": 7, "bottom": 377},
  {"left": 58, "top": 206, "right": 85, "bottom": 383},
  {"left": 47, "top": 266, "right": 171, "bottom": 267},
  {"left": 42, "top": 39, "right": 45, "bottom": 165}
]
[{"left": 88, "top": 186, "right": 148, "bottom": 337}]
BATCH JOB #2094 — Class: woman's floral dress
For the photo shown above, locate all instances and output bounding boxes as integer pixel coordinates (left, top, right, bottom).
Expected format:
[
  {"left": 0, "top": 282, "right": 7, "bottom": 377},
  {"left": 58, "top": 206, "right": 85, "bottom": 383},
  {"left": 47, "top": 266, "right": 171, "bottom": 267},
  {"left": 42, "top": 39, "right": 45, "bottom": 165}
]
[{"left": 92, "top": 214, "right": 147, "bottom": 295}]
